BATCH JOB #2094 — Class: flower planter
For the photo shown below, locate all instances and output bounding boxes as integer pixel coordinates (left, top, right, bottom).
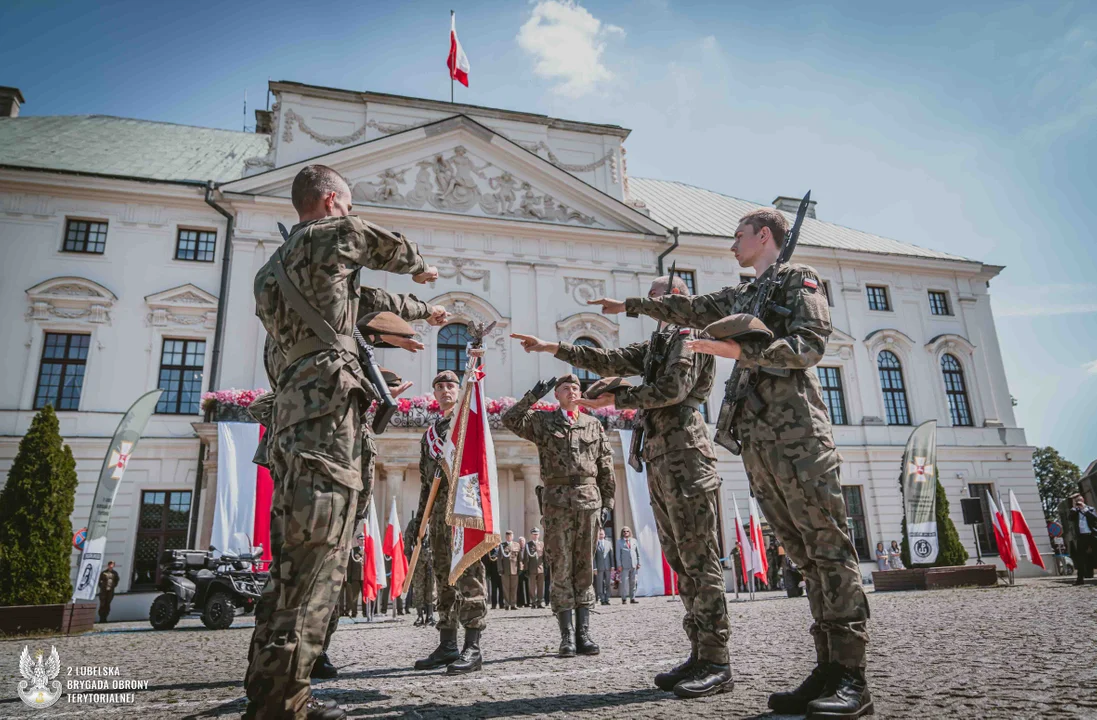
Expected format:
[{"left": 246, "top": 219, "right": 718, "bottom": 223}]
[
  {"left": 0, "top": 602, "right": 97, "bottom": 637},
  {"left": 872, "top": 564, "right": 998, "bottom": 592}
]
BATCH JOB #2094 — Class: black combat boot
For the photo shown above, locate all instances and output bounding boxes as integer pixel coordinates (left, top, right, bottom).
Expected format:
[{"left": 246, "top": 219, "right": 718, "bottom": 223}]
[
  {"left": 653, "top": 645, "right": 698, "bottom": 692},
  {"left": 672, "top": 662, "right": 734, "bottom": 699},
  {"left": 305, "top": 695, "right": 346, "bottom": 720},
  {"left": 574, "top": 607, "right": 600, "bottom": 655},
  {"left": 769, "top": 663, "right": 835, "bottom": 714},
  {"left": 446, "top": 628, "right": 483, "bottom": 674},
  {"left": 427, "top": 604, "right": 437, "bottom": 626},
  {"left": 310, "top": 652, "right": 338, "bottom": 680},
  {"left": 413, "top": 628, "right": 460, "bottom": 670},
  {"left": 806, "top": 666, "right": 873, "bottom": 718},
  {"left": 557, "top": 610, "right": 576, "bottom": 657}
]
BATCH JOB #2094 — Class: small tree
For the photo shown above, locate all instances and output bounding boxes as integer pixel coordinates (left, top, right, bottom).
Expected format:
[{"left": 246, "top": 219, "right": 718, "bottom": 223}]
[
  {"left": 0, "top": 406, "right": 79, "bottom": 606},
  {"left": 901, "top": 478, "right": 969, "bottom": 568},
  {"left": 1033, "top": 447, "right": 1081, "bottom": 525}
]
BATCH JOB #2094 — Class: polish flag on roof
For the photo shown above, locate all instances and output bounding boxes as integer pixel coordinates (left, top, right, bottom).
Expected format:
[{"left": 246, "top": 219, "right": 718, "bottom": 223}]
[{"left": 447, "top": 12, "right": 470, "bottom": 87}]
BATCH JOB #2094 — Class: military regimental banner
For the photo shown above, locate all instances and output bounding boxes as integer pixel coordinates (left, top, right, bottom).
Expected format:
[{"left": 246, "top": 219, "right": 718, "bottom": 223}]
[
  {"left": 73, "top": 390, "right": 163, "bottom": 601},
  {"left": 441, "top": 364, "right": 501, "bottom": 584},
  {"left": 901, "top": 420, "right": 939, "bottom": 565}
]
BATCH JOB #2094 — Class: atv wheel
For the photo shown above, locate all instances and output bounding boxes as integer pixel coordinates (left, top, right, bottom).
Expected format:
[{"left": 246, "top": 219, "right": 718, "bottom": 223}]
[
  {"left": 150, "top": 593, "right": 181, "bottom": 630},
  {"left": 201, "top": 591, "right": 236, "bottom": 630}
]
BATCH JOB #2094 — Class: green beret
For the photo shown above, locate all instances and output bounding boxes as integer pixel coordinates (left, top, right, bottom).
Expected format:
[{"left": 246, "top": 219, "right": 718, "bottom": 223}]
[
  {"left": 433, "top": 370, "right": 460, "bottom": 387},
  {"left": 555, "top": 374, "right": 581, "bottom": 388}
]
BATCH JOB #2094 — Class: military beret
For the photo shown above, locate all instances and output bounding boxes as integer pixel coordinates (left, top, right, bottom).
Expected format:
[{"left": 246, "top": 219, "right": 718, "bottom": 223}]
[
  {"left": 704, "top": 313, "right": 774, "bottom": 343},
  {"left": 379, "top": 367, "right": 402, "bottom": 389},
  {"left": 555, "top": 374, "right": 581, "bottom": 388},
  {"left": 583, "top": 376, "right": 633, "bottom": 399},
  {"left": 358, "top": 311, "right": 415, "bottom": 339},
  {"left": 433, "top": 370, "right": 460, "bottom": 387}
]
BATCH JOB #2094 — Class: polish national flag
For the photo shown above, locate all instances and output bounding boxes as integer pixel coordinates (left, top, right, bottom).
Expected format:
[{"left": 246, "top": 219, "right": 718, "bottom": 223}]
[
  {"left": 213, "top": 422, "right": 274, "bottom": 569},
  {"left": 362, "top": 494, "right": 387, "bottom": 602},
  {"left": 447, "top": 12, "right": 470, "bottom": 87},
  {"left": 1008, "top": 489, "right": 1046, "bottom": 570},
  {"left": 383, "top": 498, "right": 408, "bottom": 598},
  {"left": 987, "top": 493, "right": 1017, "bottom": 571},
  {"left": 732, "top": 494, "right": 754, "bottom": 585},
  {"left": 748, "top": 495, "right": 770, "bottom": 582}
]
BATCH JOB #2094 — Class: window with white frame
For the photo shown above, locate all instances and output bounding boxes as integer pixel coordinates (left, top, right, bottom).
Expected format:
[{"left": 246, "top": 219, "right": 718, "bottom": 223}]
[{"left": 877, "top": 350, "right": 911, "bottom": 425}]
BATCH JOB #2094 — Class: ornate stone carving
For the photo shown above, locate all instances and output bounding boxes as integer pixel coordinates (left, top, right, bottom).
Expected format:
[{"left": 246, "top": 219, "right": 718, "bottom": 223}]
[
  {"left": 436, "top": 258, "right": 490, "bottom": 290},
  {"left": 281, "top": 108, "right": 418, "bottom": 146},
  {"left": 556, "top": 312, "right": 619, "bottom": 348},
  {"left": 25, "top": 277, "right": 116, "bottom": 326},
  {"left": 516, "top": 141, "right": 617, "bottom": 174},
  {"left": 564, "top": 277, "right": 606, "bottom": 304},
  {"left": 145, "top": 284, "right": 218, "bottom": 329},
  {"left": 432, "top": 291, "right": 511, "bottom": 361}
]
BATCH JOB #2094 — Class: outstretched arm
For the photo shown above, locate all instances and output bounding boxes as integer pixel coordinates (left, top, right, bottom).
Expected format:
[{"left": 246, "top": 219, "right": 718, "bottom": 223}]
[{"left": 553, "top": 340, "right": 648, "bottom": 378}]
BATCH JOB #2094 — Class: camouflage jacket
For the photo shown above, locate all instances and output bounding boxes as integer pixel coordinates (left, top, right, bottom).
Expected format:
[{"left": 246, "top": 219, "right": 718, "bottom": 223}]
[
  {"left": 555, "top": 326, "right": 716, "bottom": 462},
  {"left": 415, "top": 414, "right": 453, "bottom": 526},
  {"left": 624, "top": 262, "right": 833, "bottom": 444},
  {"left": 253, "top": 215, "right": 426, "bottom": 432},
  {"left": 502, "top": 394, "right": 615, "bottom": 511}
]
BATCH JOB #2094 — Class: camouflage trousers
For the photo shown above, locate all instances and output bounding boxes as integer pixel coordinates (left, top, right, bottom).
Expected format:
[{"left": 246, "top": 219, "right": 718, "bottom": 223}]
[
  {"left": 412, "top": 532, "right": 436, "bottom": 612},
  {"left": 429, "top": 499, "right": 487, "bottom": 630},
  {"left": 647, "top": 449, "right": 730, "bottom": 664},
  {"left": 543, "top": 502, "right": 598, "bottom": 612},
  {"left": 244, "top": 411, "right": 361, "bottom": 719},
  {"left": 741, "top": 437, "right": 869, "bottom": 668}
]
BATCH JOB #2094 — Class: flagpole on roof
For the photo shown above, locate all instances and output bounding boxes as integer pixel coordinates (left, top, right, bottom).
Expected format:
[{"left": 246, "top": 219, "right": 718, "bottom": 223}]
[{"left": 450, "top": 11, "right": 455, "bottom": 104}]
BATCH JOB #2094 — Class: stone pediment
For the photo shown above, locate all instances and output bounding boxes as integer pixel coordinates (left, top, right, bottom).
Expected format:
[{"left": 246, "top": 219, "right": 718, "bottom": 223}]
[
  {"left": 221, "top": 115, "right": 666, "bottom": 236},
  {"left": 144, "top": 284, "right": 218, "bottom": 329},
  {"left": 25, "top": 276, "right": 117, "bottom": 325}
]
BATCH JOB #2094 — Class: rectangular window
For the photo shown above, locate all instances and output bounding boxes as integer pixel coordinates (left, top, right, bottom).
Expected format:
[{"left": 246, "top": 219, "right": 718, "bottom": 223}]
[
  {"left": 928, "top": 290, "right": 951, "bottom": 316},
  {"left": 821, "top": 280, "right": 835, "bottom": 307},
  {"left": 156, "top": 339, "right": 206, "bottom": 414},
  {"left": 817, "top": 367, "right": 848, "bottom": 425},
  {"left": 175, "top": 229, "right": 216, "bottom": 262},
  {"left": 131, "top": 490, "right": 192, "bottom": 589},
  {"left": 842, "top": 486, "right": 871, "bottom": 560},
  {"left": 866, "top": 285, "right": 890, "bottom": 311},
  {"left": 968, "top": 483, "right": 999, "bottom": 556},
  {"left": 33, "top": 333, "right": 90, "bottom": 410},
  {"left": 62, "top": 219, "right": 108, "bottom": 254},
  {"left": 677, "top": 269, "right": 696, "bottom": 295}
]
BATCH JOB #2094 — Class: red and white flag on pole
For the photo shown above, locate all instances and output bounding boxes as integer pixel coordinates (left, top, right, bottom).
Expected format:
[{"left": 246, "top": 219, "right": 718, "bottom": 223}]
[
  {"left": 441, "top": 364, "right": 501, "bottom": 583},
  {"left": 362, "top": 494, "right": 386, "bottom": 602},
  {"left": 1008, "top": 489, "right": 1046, "bottom": 570},
  {"left": 447, "top": 12, "right": 470, "bottom": 87},
  {"left": 731, "top": 494, "right": 754, "bottom": 586},
  {"left": 214, "top": 422, "right": 274, "bottom": 570},
  {"left": 748, "top": 495, "right": 769, "bottom": 582},
  {"left": 987, "top": 493, "right": 1017, "bottom": 571},
  {"left": 383, "top": 497, "right": 408, "bottom": 597}
]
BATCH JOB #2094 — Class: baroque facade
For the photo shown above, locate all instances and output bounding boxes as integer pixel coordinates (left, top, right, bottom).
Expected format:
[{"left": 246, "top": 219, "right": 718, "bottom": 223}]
[{"left": 0, "top": 82, "right": 1047, "bottom": 618}]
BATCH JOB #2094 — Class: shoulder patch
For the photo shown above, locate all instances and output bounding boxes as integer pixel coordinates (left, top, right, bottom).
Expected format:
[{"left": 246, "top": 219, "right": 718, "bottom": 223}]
[
  {"left": 803, "top": 277, "right": 818, "bottom": 290},
  {"left": 679, "top": 328, "right": 692, "bottom": 335}
]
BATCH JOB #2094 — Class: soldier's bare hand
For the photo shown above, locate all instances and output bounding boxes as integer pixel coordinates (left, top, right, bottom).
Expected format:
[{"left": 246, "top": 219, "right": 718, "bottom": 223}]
[
  {"left": 510, "top": 333, "right": 559, "bottom": 354},
  {"left": 685, "top": 338, "right": 741, "bottom": 359},
  {"left": 391, "top": 381, "right": 414, "bottom": 398},
  {"left": 413, "top": 267, "right": 439, "bottom": 284},
  {"left": 426, "top": 305, "right": 449, "bottom": 326},
  {"left": 578, "top": 396, "right": 615, "bottom": 411},
  {"left": 383, "top": 335, "right": 425, "bottom": 353},
  {"left": 587, "top": 298, "right": 625, "bottom": 315}
]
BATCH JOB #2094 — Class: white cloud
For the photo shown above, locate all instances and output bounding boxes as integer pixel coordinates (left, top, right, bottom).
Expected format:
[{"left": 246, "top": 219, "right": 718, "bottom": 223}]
[
  {"left": 1085, "top": 359, "right": 1097, "bottom": 375},
  {"left": 516, "top": 1, "right": 623, "bottom": 98},
  {"left": 993, "top": 284, "right": 1097, "bottom": 317}
]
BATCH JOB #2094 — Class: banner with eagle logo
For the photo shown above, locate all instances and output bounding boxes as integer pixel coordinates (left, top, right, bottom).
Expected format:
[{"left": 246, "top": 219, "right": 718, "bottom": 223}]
[{"left": 902, "top": 420, "right": 939, "bottom": 565}]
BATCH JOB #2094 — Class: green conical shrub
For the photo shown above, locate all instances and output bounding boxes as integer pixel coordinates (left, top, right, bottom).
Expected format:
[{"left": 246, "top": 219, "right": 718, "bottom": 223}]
[
  {"left": 901, "top": 478, "right": 969, "bottom": 568},
  {"left": 0, "top": 406, "right": 79, "bottom": 606}
]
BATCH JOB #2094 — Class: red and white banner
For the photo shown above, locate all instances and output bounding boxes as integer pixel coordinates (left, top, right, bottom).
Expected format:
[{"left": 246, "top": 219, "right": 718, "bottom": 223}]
[
  {"left": 987, "top": 493, "right": 1018, "bottom": 571},
  {"left": 363, "top": 494, "right": 386, "bottom": 602},
  {"left": 618, "top": 430, "right": 672, "bottom": 596},
  {"left": 1008, "top": 489, "right": 1046, "bottom": 570},
  {"left": 447, "top": 12, "right": 470, "bottom": 87},
  {"left": 212, "top": 422, "right": 273, "bottom": 568},
  {"left": 732, "top": 493, "right": 754, "bottom": 586},
  {"left": 383, "top": 498, "right": 408, "bottom": 597},
  {"left": 748, "top": 495, "right": 769, "bottom": 582},
  {"left": 441, "top": 365, "right": 501, "bottom": 583}
]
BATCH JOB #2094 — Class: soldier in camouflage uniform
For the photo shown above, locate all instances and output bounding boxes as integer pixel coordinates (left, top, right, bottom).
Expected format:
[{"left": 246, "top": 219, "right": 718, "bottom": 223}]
[
  {"left": 502, "top": 374, "right": 615, "bottom": 659},
  {"left": 512, "top": 276, "right": 733, "bottom": 699},
  {"left": 590, "top": 207, "right": 872, "bottom": 718},
  {"left": 410, "top": 368, "right": 489, "bottom": 675},
  {"left": 244, "top": 165, "right": 437, "bottom": 720},
  {"left": 410, "top": 523, "right": 435, "bottom": 626}
]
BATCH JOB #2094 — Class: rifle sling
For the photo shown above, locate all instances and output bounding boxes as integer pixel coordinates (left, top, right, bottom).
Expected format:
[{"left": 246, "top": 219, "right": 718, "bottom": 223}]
[{"left": 271, "top": 251, "right": 357, "bottom": 365}]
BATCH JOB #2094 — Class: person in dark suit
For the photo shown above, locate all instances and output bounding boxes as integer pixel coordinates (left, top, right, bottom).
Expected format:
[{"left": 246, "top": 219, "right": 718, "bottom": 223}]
[
  {"left": 1068, "top": 494, "right": 1097, "bottom": 586},
  {"left": 343, "top": 536, "right": 364, "bottom": 617},
  {"left": 483, "top": 549, "right": 503, "bottom": 609},
  {"left": 97, "top": 561, "right": 120, "bottom": 623},
  {"left": 593, "top": 528, "right": 614, "bottom": 605}
]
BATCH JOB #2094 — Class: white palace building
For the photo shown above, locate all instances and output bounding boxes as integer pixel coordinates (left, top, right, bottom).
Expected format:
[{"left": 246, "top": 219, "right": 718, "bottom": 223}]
[{"left": 0, "top": 81, "right": 1049, "bottom": 618}]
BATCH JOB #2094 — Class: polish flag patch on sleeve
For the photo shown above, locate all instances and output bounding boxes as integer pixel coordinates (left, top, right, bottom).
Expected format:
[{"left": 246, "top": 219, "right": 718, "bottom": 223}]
[
  {"left": 803, "top": 277, "right": 818, "bottom": 290},
  {"left": 679, "top": 328, "right": 691, "bottom": 335}
]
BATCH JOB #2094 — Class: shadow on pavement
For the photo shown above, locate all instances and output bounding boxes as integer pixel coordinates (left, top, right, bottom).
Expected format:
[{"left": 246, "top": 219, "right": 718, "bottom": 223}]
[{"left": 341, "top": 688, "right": 666, "bottom": 718}]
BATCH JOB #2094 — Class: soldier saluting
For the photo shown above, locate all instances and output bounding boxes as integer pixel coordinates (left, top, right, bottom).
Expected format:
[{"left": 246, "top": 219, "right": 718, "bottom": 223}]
[
  {"left": 513, "top": 274, "right": 733, "bottom": 700},
  {"left": 502, "top": 375, "right": 615, "bottom": 659},
  {"left": 245, "top": 165, "right": 437, "bottom": 720},
  {"left": 589, "top": 205, "right": 872, "bottom": 719}
]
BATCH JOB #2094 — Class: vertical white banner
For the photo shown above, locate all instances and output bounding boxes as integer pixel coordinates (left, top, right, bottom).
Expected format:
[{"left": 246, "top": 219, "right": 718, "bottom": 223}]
[
  {"left": 210, "top": 422, "right": 261, "bottom": 555},
  {"left": 618, "top": 430, "right": 666, "bottom": 597}
]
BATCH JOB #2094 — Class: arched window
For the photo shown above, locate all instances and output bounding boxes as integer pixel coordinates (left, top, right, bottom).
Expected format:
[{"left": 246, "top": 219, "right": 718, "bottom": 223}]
[
  {"left": 572, "top": 336, "right": 601, "bottom": 391},
  {"left": 877, "top": 350, "right": 911, "bottom": 425},
  {"left": 437, "top": 323, "right": 470, "bottom": 378},
  {"left": 941, "top": 354, "right": 973, "bottom": 427}
]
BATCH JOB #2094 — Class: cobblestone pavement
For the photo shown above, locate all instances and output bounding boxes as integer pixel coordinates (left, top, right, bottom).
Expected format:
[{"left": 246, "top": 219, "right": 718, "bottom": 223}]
[{"left": 1, "top": 576, "right": 1095, "bottom": 719}]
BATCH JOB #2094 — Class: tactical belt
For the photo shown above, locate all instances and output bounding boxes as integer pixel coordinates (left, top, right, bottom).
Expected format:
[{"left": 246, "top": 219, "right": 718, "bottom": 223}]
[
  {"left": 542, "top": 476, "right": 596, "bottom": 487},
  {"left": 285, "top": 335, "right": 358, "bottom": 368}
]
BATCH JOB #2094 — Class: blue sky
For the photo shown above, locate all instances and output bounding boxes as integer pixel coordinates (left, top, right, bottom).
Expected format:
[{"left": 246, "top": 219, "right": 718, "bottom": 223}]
[{"left": 3, "top": 0, "right": 1094, "bottom": 467}]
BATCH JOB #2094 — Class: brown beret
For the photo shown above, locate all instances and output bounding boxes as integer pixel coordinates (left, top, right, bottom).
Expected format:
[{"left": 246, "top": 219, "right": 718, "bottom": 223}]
[
  {"left": 704, "top": 313, "right": 774, "bottom": 343},
  {"left": 555, "top": 374, "right": 581, "bottom": 389},
  {"left": 379, "top": 367, "right": 403, "bottom": 389},
  {"left": 358, "top": 311, "right": 415, "bottom": 339},
  {"left": 433, "top": 370, "right": 460, "bottom": 387},
  {"left": 583, "top": 376, "right": 633, "bottom": 399}
]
